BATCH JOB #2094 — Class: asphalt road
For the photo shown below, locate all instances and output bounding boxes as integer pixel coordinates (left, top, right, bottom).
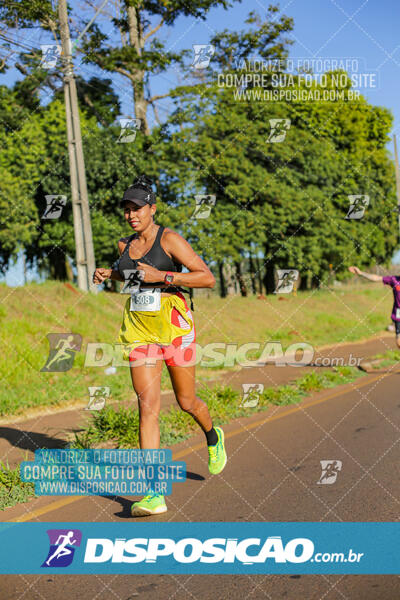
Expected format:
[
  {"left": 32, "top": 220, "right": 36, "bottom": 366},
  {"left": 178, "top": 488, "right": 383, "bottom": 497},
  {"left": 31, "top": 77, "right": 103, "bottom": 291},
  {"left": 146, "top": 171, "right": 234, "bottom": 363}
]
[{"left": 2, "top": 364, "right": 400, "bottom": 599}]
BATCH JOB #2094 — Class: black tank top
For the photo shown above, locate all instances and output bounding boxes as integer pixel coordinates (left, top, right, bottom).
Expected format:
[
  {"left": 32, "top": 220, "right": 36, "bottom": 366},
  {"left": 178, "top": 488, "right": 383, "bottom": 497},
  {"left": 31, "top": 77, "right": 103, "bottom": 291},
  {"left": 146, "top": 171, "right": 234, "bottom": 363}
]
[
  {"left": 116, "top": 225, "right": 183, "bottom": 287},
  {"left": 114, "top": 225, "right": 194, "bottom": 310}
]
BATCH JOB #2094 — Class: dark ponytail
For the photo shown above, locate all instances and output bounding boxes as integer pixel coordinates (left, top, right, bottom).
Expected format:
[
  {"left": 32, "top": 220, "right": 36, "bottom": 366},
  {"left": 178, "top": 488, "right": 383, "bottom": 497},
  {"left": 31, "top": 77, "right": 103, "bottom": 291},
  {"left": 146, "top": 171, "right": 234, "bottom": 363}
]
[
  {"left": 132, "top": 175, "right": 154, "bottom": 194},
  {"left": 128, "top": 174, "right": 156, "bottom": 204}
]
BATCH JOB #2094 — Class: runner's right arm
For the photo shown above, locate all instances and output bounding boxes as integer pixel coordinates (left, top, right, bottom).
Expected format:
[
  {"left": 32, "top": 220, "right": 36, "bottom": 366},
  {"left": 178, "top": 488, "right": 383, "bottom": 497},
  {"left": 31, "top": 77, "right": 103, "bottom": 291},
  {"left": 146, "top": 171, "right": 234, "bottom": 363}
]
[
  {"left": 348, "top": 266, "right": 383, "bottom": 282},
  {"left": 93, "top": 238, "right": 129, "bottom": 284}
]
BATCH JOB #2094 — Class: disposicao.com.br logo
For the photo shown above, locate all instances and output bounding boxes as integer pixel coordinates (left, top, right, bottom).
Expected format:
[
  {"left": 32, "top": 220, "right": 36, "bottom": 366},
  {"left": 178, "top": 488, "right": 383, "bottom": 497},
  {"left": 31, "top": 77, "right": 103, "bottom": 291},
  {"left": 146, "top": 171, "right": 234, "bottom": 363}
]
[
  {"left": 42, "top": 529, "right": 82, "bottom": 567},
  {"left": 82, "top": 536, "right": 363, "bottom": 565}
]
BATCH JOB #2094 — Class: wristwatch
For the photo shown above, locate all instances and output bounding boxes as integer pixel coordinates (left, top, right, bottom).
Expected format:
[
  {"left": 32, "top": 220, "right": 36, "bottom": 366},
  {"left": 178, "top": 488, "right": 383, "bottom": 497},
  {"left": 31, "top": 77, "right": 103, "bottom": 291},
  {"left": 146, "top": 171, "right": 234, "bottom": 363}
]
[{"left": 164, "top": 271, "right": 174, "bottom": 286}]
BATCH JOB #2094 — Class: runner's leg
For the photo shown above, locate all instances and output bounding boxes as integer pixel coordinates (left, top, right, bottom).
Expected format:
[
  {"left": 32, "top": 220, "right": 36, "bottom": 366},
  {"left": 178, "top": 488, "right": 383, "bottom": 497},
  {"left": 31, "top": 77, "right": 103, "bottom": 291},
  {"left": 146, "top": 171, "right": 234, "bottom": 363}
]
[
  {"left": 164, "top": 301, "right": 213, "bottom": 432},
  {"left": 167, "top": 361, "right": 227, "bottom": 474},
  {"left": 395, "top": 322, "right": 400, "bottom": 349},
  {"left": 129, "top": 346, "right": 169, "bottom": 515},
  {"left": 161, "top": 299, "right": 226, "bottom": 475},
  {"left": 166, "top": 363, "right": 212, "bottom": 432},
  {"left": 129, "top": 348, "right": 163, "bottom": 448}
]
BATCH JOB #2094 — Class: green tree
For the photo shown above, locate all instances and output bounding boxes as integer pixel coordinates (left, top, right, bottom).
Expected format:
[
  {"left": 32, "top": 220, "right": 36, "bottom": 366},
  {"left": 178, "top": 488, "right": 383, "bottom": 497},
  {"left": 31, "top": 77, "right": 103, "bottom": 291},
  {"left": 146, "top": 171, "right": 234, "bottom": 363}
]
[
  {"left": 158, "top": 69, "right": 397, "bottom": 294},
  {"left": 147, "top": 7, "right": 296, "bottom": 294},
  {"left": 80, "top": 0, "right": 237, "bottom": 134}
]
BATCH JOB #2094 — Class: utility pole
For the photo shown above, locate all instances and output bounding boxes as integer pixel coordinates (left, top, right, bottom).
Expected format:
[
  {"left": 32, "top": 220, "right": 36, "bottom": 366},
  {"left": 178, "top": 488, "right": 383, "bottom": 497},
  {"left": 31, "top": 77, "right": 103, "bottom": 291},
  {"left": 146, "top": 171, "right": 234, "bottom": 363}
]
[
  {"left": 393, "top": 135, "right": 400, "bottom": 244},
  {"left": 58, "top": 0, "right": 96, "bottom": 292}
]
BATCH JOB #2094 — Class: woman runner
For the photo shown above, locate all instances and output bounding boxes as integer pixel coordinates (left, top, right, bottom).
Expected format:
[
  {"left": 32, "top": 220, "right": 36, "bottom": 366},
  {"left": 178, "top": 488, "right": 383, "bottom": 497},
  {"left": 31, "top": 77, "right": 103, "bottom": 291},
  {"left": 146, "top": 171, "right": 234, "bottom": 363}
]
[
  {"left": 349, "top": 266, "right": 400, "bottom": 348},
  {"left": 93, "top": 175, "right": 227, "bottom": 516}
]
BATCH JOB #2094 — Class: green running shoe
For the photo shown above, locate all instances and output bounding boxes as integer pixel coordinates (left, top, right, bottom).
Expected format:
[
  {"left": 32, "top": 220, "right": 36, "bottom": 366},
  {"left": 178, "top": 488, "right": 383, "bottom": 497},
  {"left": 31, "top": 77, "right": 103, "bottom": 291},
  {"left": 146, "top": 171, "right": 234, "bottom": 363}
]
[
  {"left": 208, "top": 426, "right": 227, "bottom": 475},
  {"left": 131, "top": 493, "right": 167, "bottom": 517}
]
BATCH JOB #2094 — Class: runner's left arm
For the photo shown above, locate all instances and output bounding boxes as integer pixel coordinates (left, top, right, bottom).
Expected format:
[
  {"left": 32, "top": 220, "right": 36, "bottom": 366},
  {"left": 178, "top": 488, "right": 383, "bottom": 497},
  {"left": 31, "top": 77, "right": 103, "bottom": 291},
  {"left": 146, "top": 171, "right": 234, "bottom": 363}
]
[
  {"left": 137, "top": 230, "right": 215, "bottom": 288},
  {"left": 348, "top": 266, "right": 383, "bottom": 282}
]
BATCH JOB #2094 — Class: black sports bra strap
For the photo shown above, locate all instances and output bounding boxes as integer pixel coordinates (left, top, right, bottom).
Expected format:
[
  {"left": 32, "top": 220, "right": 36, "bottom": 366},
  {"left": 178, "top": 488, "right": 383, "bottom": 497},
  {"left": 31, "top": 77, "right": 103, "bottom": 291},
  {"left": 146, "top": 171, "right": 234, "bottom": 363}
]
[
  {"left": 155, "top": 225, "right": 165, "bottom": 245},
  {"left": 122, "top": 233, "right": 136, "bottom": 255},
  {"left": 124, "top": 227, "right": 163, "bottom": 255}
]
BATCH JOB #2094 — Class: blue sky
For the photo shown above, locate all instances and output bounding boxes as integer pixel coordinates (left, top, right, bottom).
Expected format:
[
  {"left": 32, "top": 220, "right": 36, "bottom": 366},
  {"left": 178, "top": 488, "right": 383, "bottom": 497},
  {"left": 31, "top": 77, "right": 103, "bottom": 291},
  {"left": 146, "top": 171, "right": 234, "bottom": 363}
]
[{"left": 2, "top": 0, "right": 400, "bottom": 284}]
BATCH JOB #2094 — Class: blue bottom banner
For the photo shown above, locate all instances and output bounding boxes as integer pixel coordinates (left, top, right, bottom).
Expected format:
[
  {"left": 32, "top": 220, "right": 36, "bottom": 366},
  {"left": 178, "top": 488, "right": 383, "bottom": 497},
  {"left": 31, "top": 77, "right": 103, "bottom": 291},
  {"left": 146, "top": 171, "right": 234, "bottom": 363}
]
[{"left": 0, "top": 522, "right": 398, "bottom": 574}]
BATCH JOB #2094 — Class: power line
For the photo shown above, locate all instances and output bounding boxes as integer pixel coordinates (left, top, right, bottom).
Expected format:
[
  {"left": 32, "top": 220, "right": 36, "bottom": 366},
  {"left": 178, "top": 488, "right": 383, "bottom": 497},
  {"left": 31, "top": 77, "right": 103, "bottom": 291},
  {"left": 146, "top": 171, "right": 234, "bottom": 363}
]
[
  {"left": 0, "top": 32, "right": 39, "bottom": 52},
  {"left": 72, "top": 0, "right": 109, "bottom": 53}
]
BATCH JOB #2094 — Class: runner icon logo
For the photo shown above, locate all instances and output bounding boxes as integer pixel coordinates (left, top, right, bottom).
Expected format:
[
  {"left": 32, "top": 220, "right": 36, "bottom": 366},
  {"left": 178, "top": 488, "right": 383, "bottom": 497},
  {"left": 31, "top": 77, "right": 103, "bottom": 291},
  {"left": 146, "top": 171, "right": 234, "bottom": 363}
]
[
  {"left": 274, "top": 269, "right": 299, "bottom": 294},
  {"left": 121, "top": 270, "right": 142, "bottom": 294},
  {"left": 41, "top": 195, "right": 67, "bottom": 220},
  {"left": 317, "top": 460, "right": 342, "bottom": 485},
  {"left": 117, "top": 118, "right": 142, "bottom": 143},
  {"left": 86, "top": 386, "right": 110, "bottom": 411},
  {"left": 192, "top": 195, "right": 216, "bottom": 219},
  {"left": 346, "top": 195, "right": 369, "bottom": 220},
  {"left": 41, "top": 333, "right": 82, "bottom": 372},
  {"left": 192, "top": 45, "right": 215, "bottom": 70},
  {"left": 40, "top": 45, "right": 61, "bottom": 68},
  {"left": 267, "top": 118, "right": 291, "bottom": 143},
  {"left": 240, "top": 383, "right": 264, "bottom": 408},
  {"left": 41, "top": 529, "right": 82, "bottom": 568}
]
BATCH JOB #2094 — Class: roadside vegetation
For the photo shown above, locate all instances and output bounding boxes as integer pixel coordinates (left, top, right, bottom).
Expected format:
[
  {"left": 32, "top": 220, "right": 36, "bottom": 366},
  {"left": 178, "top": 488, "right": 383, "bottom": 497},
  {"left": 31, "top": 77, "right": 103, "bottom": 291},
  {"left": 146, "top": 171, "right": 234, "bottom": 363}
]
[
  {"left": 0, "top": 281, "right": 391, "bottom": 418},
  {"left": 0, "top": 364, "right": 370, "bottom": 509},
  {"left": 71, "top": 366, "right": 365, "bottom": 449}
]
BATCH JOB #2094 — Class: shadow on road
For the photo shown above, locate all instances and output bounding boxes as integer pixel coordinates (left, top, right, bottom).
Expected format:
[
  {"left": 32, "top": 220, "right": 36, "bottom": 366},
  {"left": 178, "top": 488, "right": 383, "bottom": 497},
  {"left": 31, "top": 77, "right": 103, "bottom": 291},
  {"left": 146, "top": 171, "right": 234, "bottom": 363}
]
[
  {"left": 101, "top": 471, "right": 205, "bottom": 519},
  {"left": 0, "top": 427, "right": 68, "bottom": 453}
]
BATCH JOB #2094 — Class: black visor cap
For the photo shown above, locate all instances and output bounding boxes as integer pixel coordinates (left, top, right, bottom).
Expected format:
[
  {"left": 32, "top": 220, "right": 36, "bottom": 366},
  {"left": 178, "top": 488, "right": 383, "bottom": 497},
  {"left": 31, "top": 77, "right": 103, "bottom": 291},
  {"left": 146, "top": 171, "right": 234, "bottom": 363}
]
[{"left": 120, "top": 186, "right": 156, "bottom": 207}]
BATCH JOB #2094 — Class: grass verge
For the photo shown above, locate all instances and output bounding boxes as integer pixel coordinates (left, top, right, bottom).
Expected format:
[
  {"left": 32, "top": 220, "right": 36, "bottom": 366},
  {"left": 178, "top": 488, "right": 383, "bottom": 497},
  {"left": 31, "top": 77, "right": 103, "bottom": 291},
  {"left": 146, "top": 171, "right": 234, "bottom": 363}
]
[
  {"left": 0, "top": 458, "right": 35, "bottom": 510},
  {"left": 0, "top": 281, "right": 393, "bottom": 417},
  {"left": 71, "top": 366, "right": 366, "bottom": 449},
  {"left": 1, "top": 366, "right": 368, "bottom": 510},
  {"left": 367, "top": 349, "right": 400, "bottom": 370}
]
